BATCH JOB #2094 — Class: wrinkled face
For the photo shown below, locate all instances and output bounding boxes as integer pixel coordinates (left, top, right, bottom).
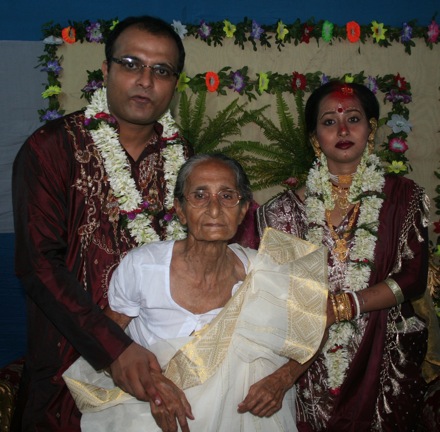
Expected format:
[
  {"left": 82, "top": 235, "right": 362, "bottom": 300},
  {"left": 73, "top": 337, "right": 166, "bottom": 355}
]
[
  {"left": 175, "top": 160, "right": 249, "bottom": 243},
  {"left": 102, "top": 26, "right": 179, "bottom": 130},
  {"left": 315, "top": 92, "right": 371, "bottom": 172}
]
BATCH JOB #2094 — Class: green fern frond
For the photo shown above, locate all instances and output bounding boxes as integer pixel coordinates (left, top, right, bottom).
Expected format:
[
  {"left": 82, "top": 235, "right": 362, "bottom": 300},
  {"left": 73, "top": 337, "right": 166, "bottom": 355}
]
[
  {"left": 230, "top": 91, "right": 314, "bottom": 190},
  {"left": 275, "top": 92, "right": 297, "bottom": 137},
  {"left": 177, "top": 92, "right": 191, "bottom": 133},
  {"left": 196, "top": 103, "right": 242, "bottom": 153},
  {"left": 191, "top": 91, "right": 207, "bottom": 138},
  {"left": 176, "top": 92, "right": 265, "bottom": 155},
  {"left": 225, "top": 140, "right": 285, "bottom": 161}
]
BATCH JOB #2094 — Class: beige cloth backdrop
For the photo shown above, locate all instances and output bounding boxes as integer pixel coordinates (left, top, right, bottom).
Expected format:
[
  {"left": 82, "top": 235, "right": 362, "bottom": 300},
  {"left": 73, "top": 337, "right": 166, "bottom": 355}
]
[{"left": 58, "top": 37, "right": 440, "bottom": 237}]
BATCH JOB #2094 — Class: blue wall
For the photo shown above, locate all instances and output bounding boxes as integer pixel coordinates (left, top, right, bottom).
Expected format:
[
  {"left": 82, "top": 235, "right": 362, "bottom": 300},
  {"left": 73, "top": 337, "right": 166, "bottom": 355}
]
[
  {"left": 1, "top": 0, "right": 438, "bottom": 41},
  {"left": 0, "top": 234, "right": 26, "bottom": 367}
]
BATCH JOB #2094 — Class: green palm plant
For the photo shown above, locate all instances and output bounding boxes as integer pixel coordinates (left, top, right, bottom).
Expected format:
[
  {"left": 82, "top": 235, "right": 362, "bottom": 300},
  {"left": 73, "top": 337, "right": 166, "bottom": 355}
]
[
  {"left": 223, "top": 91, "right": 315, "bottom": 190},
  {"left": 175, "top": 90, "right": 267, "bottom": 154}
]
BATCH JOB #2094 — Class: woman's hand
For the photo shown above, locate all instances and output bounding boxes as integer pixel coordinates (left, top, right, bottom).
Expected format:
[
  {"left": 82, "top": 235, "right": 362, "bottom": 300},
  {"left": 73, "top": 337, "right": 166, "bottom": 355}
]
[
  {"left": 237, "top": 361, "right": 296, "bottom": 417},
  {"left": 149, "top": 370, "right": 194, "bottom": 432},
  {"left": 238, "top": 353, "right": 324, "bottom": 418}
]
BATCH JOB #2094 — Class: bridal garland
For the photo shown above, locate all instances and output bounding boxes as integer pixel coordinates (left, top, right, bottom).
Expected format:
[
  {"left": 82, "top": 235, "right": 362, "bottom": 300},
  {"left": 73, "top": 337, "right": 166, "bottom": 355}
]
[
  {"left": 84, "top": 88, "right": 187, "bottom": 245},
  {"left": 305, "top": 149, "right": 385, "bottom": 392}
]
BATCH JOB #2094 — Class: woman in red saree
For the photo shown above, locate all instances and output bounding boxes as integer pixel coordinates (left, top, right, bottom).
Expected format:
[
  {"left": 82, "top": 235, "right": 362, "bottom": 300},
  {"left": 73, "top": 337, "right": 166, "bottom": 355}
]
[{"left": 257, "top": 81, "right": 430, "bottom": 431}]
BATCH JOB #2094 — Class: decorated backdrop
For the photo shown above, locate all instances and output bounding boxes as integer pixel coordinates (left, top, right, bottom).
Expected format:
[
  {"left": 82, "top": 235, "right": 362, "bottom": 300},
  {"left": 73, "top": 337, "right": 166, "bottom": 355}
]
[{"left": 40, "top": 18, "right": 440, "bottom": 222}]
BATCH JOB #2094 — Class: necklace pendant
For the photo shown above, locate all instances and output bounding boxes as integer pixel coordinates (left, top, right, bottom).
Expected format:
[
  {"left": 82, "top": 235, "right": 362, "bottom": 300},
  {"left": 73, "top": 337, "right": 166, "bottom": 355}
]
[{"left": 334, "top": 238, "right": 348, "bottom": 262}]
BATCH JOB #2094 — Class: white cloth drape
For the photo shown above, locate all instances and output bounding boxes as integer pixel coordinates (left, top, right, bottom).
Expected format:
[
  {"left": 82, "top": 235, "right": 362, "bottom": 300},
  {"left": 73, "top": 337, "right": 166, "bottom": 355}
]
[{"left": 63, "top": 228, "right": 328, "bottom": 431}]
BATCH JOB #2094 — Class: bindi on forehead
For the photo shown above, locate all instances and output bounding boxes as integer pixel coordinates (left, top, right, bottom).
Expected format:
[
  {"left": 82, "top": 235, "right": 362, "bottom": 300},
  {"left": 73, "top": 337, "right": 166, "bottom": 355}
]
[
  {"left": 336, "top": 103, "right": 358, "bottom": 113},
  {"left": 320, "top": 90, "right": 362, "bottom": 115}
]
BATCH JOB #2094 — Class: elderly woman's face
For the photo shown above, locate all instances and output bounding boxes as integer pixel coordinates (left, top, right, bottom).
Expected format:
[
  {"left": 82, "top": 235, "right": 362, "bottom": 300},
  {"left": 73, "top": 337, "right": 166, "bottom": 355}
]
[{"left": 175, "top": 160, "right": 249, "bottom": 242}]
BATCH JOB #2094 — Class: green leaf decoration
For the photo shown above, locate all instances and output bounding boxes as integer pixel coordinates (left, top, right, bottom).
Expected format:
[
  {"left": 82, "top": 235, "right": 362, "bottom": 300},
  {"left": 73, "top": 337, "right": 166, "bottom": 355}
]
[
  {"left": 223, "top": 92, "right": 314, "bottom": 190},
  {"left": 175, "top": 91, "right": 266, "bottom": 154}
]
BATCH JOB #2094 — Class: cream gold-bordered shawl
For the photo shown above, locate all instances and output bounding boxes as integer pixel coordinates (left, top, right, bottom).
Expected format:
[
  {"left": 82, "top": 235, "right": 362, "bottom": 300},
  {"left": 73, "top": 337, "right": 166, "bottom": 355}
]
[
  {"left": 64, "top": 228, "right": 328, "bottom": 412},
  {"left": 166, "top": 228, "right": 328, "bottom": 389}
]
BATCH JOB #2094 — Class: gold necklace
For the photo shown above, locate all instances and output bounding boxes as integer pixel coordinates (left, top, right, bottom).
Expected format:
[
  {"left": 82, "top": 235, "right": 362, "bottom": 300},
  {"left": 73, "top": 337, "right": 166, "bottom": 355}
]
[
  {"left": 331, "top": 183, "right": 351, "bottom": 219},
  {"left": 328, "top": 172, "right": 354, "bottom": 185},
  {"left": 325, "top": 202, "right": 360, "bottom": 262}
]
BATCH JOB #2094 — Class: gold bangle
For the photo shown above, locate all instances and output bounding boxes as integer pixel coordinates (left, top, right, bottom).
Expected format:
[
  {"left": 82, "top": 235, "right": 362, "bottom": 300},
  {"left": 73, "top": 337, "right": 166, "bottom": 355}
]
[
  {"left": 335, "top": 293, "right": 354, "bottom": 321},
  {"left": 335, "top": 294, "right": 344, "bottom": 320},
  {"left": 330, "top": 294, "right": 340, "bottom": 324},
  {"left": 342, "top": 293, "right": 354, "bottom": 321},
  {"left": 335, "top": 293, "right": 346, "bottom": 321}
]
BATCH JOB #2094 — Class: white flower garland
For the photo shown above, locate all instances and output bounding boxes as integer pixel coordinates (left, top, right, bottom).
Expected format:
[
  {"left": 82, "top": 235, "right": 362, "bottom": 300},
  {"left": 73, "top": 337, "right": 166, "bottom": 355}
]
[
  {"left": 305, "top": 149, "right": 386, "bottom": 392},
  {"left": 85, "top": 88, "right": 187, "bottom": 245}
]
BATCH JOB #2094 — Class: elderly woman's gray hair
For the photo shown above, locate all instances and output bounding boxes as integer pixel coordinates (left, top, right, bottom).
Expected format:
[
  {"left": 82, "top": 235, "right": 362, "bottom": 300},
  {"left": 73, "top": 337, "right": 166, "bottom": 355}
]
[{"left": 174, "top": 153, "right": 253, "bottom": 205}]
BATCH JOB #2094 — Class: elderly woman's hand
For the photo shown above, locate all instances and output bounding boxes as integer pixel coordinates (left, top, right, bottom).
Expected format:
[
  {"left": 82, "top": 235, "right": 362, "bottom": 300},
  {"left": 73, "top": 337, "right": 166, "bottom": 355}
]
[
  {"left": 237, "top": 357, "right": 319, "bottom": 417},
  {"left": 150, "top": 369, "right": 194, "bottom": 432},
  {"left": 238, "top": 325, "right": 331, "bottom": 418},
  {"left": 237, "top": 361, "right": 297, "bottom": 417}
]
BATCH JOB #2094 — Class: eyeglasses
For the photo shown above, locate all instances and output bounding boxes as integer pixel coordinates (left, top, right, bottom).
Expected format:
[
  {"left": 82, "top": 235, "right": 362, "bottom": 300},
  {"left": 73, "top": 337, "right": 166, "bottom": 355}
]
[
  {"left": 185, "top": 190, "right": 242, "bottom": 208},
  {"left": 111, "top": 57, "right": 179, "bottom": 80}
]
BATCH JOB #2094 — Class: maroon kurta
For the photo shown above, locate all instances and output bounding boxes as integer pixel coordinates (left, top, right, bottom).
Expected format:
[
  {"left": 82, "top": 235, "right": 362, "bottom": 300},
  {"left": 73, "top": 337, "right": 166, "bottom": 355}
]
[
  {"left": 257, "top": 175, "right": 429, "bottom": 431},
  {"left": 12, "top": 111, "right": 192, "bottom": 431}
]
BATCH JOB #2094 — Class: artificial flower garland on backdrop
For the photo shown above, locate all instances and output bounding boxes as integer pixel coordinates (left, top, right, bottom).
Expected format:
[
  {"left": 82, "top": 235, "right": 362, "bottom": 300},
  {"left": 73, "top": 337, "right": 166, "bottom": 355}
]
[
  {"left": 45, "top": 15, "right": 440, "bottom": 53},
  {"left": 84, "top": 87, "right": 187, "bottom": 245}
]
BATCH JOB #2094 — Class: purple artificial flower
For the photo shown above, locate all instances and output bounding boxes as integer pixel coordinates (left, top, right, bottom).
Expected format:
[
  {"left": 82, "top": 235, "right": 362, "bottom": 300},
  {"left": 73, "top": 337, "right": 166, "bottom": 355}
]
[
  {"left": 163, "top": 212, "right": 174, "bottom": 222},
  {"left": 141, "top": 201, "right": 150, "bottom": 210},
  {"left": 42, "top": 110, "right": 62, "bottom": 121},
  {"left": 321, "top": 74, "right": 330, "bottom": 85},
  {"left": 366, "top": 76, "right": 378, "bottom": 94},
  {"left": 41, "top": 60, "right": 63, "bottom": 75},
  {"left": 86, "top": 22, "right": 103, "bottom": 43},
  {"left": 385, "top": 89, "right": 412, "bottom": 104},
  {"left": 82, "top": 80, "right": 104, "bottom": 93},
  {"left": 126, "top": 211, "right": 137, "bottom": 221},
  {"left": 229, "top": 70, "right": 246, "bottom": 93},
  {"left": 198, "top": 20, "right": 212, "bottom": 39},
  {"left": 251, "top": 20, "right": 264, "bottom": 39},
  {"left": 401, "top": 22, "right": 412, "bottom": 43}
]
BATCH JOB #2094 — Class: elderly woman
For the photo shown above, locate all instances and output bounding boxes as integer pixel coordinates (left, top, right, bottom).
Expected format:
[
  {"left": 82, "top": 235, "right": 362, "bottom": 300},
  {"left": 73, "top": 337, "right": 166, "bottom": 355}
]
[
  {"left": 64, "top": 153, "right": 328, "bottom": 432},
  {"left": 257, "top": 81, "right": 431, "bottom": 431}
]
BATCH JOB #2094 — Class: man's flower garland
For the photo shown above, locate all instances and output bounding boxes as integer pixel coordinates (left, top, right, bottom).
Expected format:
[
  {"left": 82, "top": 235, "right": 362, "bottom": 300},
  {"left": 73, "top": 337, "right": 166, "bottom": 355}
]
[
  {"left": 305, "top": 149, "right": 386, "bottom": 392},
  {"left": 84, "top": 88, "right": 186, "bottom": 245}
]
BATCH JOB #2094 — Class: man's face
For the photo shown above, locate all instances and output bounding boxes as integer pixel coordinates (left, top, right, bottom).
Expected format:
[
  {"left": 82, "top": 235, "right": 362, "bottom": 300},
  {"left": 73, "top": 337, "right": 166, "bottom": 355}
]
[{"left": 102, "top": 26, "right": 179, "bottom": 130}]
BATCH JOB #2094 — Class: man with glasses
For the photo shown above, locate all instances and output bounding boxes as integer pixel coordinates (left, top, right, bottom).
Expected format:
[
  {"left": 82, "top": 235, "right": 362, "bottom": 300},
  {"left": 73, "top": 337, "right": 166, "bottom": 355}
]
[{"left": 12, "top": 15, "right": 192, "bottom": 431}]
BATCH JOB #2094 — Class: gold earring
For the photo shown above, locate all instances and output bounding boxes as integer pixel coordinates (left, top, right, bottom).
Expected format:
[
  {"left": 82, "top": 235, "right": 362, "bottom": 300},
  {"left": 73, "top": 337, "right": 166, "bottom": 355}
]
[
  {"left": 310, "top": 135, "right": 322, "bottom": 158},
  {"left": 368, "top": 118, "right": 377, "bottom": 154}
]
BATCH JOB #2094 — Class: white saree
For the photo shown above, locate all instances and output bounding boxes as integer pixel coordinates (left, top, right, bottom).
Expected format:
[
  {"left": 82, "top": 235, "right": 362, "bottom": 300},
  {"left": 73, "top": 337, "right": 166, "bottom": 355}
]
[{"left": 63, "top": 228, "right": 328, "bottom": 431}]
